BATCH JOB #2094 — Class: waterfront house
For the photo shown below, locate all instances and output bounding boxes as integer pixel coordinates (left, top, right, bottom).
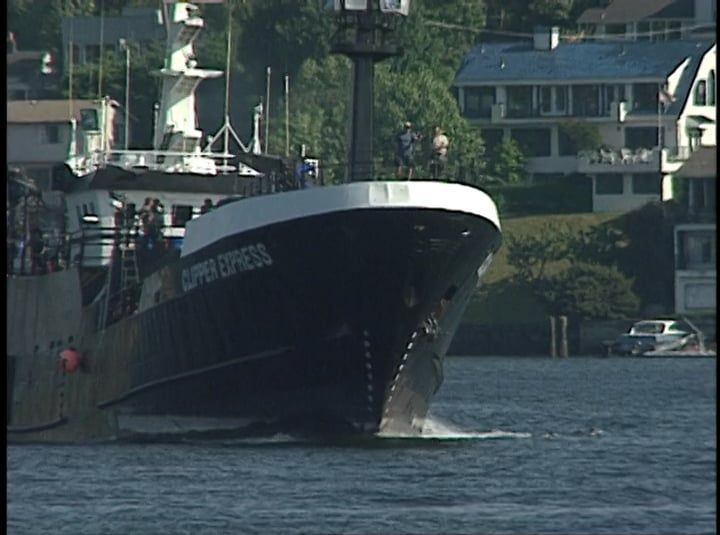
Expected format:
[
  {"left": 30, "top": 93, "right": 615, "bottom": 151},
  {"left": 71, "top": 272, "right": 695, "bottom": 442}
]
[
  {"left": 61, "top": 7, "right": 164, "bottom": 67},
  {"left": 576, "top": 0, "right": 717, "bottom": 41},
  {"left": 453, "top": 30, "right": 716, "bottom": 212},
  {"left": 7, "top": 37, "right": 61, "bottom": 101},
  {"left": 672, "top": 146, "right": 716, "bottom": 314},
  {"left": 7, "top": 99, "right": 121, "bottom": 191}
]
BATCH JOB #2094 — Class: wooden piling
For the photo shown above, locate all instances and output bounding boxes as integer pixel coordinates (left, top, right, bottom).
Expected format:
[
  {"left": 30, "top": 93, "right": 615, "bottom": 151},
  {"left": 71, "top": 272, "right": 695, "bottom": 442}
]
[
  {"left": 559, "top": 315, "right": 568, "bottom": 358},
  {"left": 549, "top": 316, "right": 557, "bottom": 358}
]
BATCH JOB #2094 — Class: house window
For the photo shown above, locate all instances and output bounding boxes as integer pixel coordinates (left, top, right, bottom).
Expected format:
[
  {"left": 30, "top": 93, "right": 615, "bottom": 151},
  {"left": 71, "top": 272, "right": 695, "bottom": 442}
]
[
  {"left": 603, "top": 84, "right": 626, "bottom": 114},
  {"left": 539, "top": 86, "right": 567, "bottom": 115},
  {"left": 605, "top": 23, "right": 626, "bottom": 38},
  {"left": 43, "top": 124, "right": 60, "bottom": 144},
  {"left": 650, "top": 20, "right": 666, "bottom": 41},
  {"left": 625, "top": 127, "right": 659, "bottom": 149},
  {"left": 556, "top": 86, "right": 567, "bottom": 112},
  {"left": 595, "top": 174, "right": 623, "bottom": 194},
  {"left": 636, "top": 21, "right": 650, "bottom": 40},
  {"left": 632, "top": 83, "right": 659, "bottom": 112},
  {"left": 708, "top": 70, "right": 715, "bottom": 106},
  {"left": 631, "top": 173, "right": 661, "bottom": 194},
  {"left": 694, "top": 80, "right": 707, "bottom": 105},
  {"left": 510, "top": 128, "right": 551, "bottom": 157},
  {"left": 572, "top": 84, "right": 600, "bottom": 117},
  {"left": 689, "top": 178, "right": 716, "bottom": 213},
  {"left": 506, "top": 86, "right": 534, "bottom": 118},
  {"left": 667, "top": 21, "right": 681, "bottom": 40},
  {"left": 682, "top": 232, "right": 716, "bottom": 268},
  {"left": 540, "top": 86, "right": 552, "bottom": 113},
  {"left": 464, "top": 87, "right": 495, "bottom": 118}
]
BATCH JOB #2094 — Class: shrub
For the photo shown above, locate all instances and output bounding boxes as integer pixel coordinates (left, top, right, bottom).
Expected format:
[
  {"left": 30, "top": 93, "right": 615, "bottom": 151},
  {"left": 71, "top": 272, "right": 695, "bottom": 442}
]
[
  {"left": 486, "top": 138, "right": 527, "bottom": 184},
  {"left": 540, "top": 262, "right": 640, "bottom": 319}
]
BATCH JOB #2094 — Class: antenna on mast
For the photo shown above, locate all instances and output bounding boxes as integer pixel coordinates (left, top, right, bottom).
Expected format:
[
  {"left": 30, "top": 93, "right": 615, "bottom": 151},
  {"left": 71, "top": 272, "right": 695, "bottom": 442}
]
[
  {"left": 97, "top": 0, "right": 104, "bottom": 98},
  {"left": 67, "top": 5, "right": 77, "bottom": 162},
  {"left": 264, "top": 66, "right": 271, "bottom": 154},
  {"left": 203, "top": 1, "right": 254, "bottom": 171}
]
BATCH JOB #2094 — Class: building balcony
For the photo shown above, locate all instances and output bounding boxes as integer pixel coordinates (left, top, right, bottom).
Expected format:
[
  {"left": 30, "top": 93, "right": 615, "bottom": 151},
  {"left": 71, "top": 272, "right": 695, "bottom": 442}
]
[
  {"left": 578, "top": 146, "right": 694, "bottom": 174},
  {"left": 464, "top": 98, "right": 670, "bottom": 124},
  {"left": 578, "top": 147, "right": 660, "bottom": 173}
]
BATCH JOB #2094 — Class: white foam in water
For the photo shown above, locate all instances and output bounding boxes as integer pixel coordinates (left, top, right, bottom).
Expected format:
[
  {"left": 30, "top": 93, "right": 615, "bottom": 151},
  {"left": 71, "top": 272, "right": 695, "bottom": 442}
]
[
  {"left": 223, "top": 433, "right": 302, "bottom": 445},
  {"left": 378, "top": 415, "right": 532, "bottom": 440}
]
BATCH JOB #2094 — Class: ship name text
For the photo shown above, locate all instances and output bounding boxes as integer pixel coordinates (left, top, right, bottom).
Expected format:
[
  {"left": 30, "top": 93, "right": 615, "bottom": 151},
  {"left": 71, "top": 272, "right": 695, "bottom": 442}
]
[{"left": 181, "top": 243, "right": 273, "bottom": 292}]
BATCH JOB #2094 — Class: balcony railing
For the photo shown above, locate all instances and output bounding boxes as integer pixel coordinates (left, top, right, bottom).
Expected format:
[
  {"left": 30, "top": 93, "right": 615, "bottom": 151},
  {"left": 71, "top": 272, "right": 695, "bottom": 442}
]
[
  {"left": 579, "top": 147, "right": 658, "bottom": 167},
  {"left": 578, "top": 146, "right": 698, "bottom": 172}
]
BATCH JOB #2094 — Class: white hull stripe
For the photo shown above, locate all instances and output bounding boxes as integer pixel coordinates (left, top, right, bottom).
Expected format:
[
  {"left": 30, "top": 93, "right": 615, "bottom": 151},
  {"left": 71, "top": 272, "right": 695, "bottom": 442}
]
[{"left": 181, "top": 181, "right": 501, "bottom": 257}]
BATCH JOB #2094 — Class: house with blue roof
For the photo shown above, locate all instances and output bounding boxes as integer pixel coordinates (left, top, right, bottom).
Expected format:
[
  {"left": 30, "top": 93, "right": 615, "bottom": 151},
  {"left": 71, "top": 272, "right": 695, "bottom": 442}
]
[
  {"left": 576, "top": 0, "right": 716, "bottom": 42},
  {"left": 453, "top": 28, "right": 716, "bottom": 212}
]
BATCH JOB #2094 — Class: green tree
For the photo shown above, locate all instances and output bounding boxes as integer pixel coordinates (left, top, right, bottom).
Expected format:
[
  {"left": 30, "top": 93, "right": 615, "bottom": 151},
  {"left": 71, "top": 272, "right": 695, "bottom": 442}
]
[
  {"left": 266, "top": 55, "right": 351, "bottom": 183},
  {"left": 60, "top": 41, "right": 165, "bottom": 147},
  {"left": 527, "top": 0, "right": 575, "bottom": 26},
  {"left": 541, "top": 262, "right": 640, "bottom": 319},
  {"left": 569, "top": 224, "right": 627, "bottom": 266},
  {"left": 8, "top": 0, "right": 96, "bottom": 53},
  {"left": 374, "top": 65, "right": 485, "bottom": 182},
  {"left": 486, "top": 138, "right": 526, "bottom": 184},
  {"left": 393, "top": 0, "right": 487, "bottom": 78},
  {"left": 505, "top": 222, "right": 573, "bottom": 284},
  {"left": 558, "top": 120, "right": 602, "bottom": 154},
  {"left": 615, "top": 201, "right": 679, "bottom": 312}
]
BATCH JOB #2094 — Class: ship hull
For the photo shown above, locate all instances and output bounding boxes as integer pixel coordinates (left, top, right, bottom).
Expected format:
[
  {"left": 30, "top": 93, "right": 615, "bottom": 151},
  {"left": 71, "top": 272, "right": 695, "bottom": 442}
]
[{"left": 7, "top": 182, "right": 501, "bottom": 442}]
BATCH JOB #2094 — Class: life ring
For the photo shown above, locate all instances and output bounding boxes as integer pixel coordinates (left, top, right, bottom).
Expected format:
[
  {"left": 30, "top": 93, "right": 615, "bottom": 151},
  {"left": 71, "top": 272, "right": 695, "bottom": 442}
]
[{"left": 59, "top": 348, "right": 83, "bottom": 373}]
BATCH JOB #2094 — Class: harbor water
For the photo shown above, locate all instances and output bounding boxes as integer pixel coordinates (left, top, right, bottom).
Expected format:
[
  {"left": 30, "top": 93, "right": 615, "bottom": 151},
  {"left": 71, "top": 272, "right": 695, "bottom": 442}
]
[{"left": 8, "top": 356, "right": 716, "bottom": 535}]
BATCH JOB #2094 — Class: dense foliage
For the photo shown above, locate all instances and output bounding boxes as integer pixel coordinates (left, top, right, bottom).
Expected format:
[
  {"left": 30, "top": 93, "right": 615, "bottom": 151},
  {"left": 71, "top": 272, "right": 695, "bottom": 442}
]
[
  {"left": 506, "top": 222, "right": 572, "bottom": 283},
  {"left": 485, "top": 139, "right": 527, "bottom": 184},
  {"left": 540, "top": 262, "right": 640, "bottom": 320},
  {"left": 506, "top": 221, "right": 642, "bottom": 319}
]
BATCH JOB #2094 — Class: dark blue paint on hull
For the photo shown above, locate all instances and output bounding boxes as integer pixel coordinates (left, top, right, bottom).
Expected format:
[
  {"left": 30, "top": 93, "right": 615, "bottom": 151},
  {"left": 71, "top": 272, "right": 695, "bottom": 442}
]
[{"left": 106, "top": 208, "right": 501, "bottom": 435}]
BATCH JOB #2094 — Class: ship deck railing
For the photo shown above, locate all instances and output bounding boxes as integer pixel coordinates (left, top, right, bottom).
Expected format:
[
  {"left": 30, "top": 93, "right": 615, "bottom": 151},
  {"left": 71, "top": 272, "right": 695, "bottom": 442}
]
[{"left": 69, "top": 148, "right": 258, "bottom": 176}]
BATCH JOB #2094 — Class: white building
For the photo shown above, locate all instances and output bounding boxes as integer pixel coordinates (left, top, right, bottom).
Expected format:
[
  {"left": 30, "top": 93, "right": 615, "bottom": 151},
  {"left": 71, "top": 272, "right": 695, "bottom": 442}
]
[
  {"left": 577, "top": 0, "right": 716, "bottom": 41},
  {"left": 7, "top": 99, "right": 121, "bottom": 191},
  {"left": 672, "top": 146, "right": 716, "bottom": 314},
  {"left": 453, "top": 31, "right": 716, "bottom": 212}
]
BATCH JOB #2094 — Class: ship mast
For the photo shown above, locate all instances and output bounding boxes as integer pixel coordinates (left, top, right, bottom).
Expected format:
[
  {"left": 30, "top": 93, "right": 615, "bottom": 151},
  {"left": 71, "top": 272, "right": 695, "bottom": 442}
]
[
  {"left": 154, "top": 2, "right": 223, "bottom": 157},
  {"left": 331, "top": 0, "right": 410, "bottom": 182}
]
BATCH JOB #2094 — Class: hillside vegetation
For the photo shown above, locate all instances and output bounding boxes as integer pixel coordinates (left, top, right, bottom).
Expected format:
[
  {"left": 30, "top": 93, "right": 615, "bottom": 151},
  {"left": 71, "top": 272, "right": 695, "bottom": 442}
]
[{"left": 464, "top": 211, "right": 621, "bottom": 324}]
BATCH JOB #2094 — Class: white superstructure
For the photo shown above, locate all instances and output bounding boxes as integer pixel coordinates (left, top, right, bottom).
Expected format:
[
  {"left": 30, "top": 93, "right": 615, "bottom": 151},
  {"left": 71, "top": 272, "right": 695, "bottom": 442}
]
[{"left": 66, "top": 2, "right": 261, "bottom": 177}]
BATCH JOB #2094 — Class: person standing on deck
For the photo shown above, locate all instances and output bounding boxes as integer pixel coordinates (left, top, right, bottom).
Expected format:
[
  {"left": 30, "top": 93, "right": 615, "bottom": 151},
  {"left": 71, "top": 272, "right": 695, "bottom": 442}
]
[
  {"left": 395, "top": 121, "right": 421, "bottom": 180},
  {"left": 431, "top": 126, "right": 449, "bottom": 179}
]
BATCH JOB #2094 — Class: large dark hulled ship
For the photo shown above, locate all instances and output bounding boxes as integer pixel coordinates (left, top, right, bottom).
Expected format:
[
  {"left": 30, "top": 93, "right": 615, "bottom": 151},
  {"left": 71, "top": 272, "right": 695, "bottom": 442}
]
[{"left": 7, "top": 1, "right": 501, "bottom": 442}]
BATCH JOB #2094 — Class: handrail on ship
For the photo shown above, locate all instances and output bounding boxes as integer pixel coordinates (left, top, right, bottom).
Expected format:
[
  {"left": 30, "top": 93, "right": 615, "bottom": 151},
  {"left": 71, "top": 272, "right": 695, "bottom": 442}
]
[{"left": 69, "top": 148, "right": 242, "bottom": 176}]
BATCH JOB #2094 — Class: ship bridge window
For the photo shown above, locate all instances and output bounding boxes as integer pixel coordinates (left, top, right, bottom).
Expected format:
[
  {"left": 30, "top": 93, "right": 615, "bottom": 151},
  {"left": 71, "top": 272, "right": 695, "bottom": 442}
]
[{"left": 172, "top": 205, "right": 193, "bottom": 227}]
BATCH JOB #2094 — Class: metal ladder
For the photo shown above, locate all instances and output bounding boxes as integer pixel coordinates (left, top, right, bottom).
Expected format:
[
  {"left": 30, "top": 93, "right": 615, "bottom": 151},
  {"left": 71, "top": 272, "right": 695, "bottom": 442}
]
[{"left": 120, "top": 242, "right": 140, "bottom": 291}]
